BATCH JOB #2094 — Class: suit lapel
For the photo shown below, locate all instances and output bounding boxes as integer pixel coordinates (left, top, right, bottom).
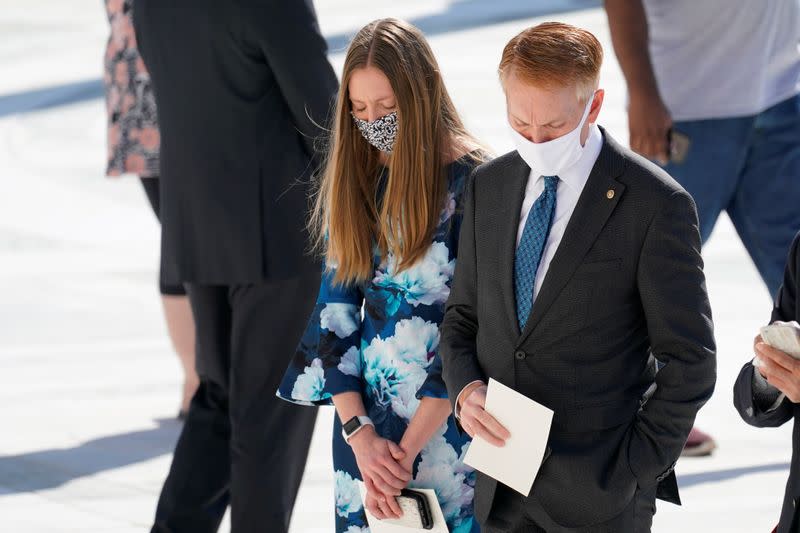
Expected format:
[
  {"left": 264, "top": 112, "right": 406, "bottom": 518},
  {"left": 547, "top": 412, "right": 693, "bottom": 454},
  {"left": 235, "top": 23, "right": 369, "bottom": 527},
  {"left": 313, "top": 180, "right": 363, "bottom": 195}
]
[
  {"left": 499, "top": 155, "right": 530, "bottom": 339},
  {"left": 517, "top": 132, "right": 626, "bottom": 346}
]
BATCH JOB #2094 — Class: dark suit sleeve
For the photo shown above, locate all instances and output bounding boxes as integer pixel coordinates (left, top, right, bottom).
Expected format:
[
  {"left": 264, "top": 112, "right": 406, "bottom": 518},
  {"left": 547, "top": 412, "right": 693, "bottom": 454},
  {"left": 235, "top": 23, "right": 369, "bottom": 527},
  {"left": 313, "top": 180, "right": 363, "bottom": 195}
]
[
  {"left": 772, "top": 232, "right": 800, "bottom": 327},
  {"left": 250, "top": 0, "right": 338, "bottom": 158},
  {"left": 734, "top": 363, "right": 793, "bottom": 427},
  {"left": 439, "top": 169, "right": 486, "bottom": 413},
  {"left": 734, "top": 233, "right": 800, "bottom": 428},
  {"left": 630, "top": 189, "right": 717, "bottom": 488}
]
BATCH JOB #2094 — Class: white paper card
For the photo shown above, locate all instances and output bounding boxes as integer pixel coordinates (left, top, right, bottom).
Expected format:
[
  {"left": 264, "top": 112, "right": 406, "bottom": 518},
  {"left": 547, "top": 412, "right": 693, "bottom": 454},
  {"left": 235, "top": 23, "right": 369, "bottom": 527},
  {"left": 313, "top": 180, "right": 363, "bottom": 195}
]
[
  {"left": 760, "top": 320, "right": 800, "bottom": 359},
  {"left": 357, "top": 482, "right": 449, "bottom": 533},
  {"left": 463, "top": 378, "right": 554, "bottom": 496}
]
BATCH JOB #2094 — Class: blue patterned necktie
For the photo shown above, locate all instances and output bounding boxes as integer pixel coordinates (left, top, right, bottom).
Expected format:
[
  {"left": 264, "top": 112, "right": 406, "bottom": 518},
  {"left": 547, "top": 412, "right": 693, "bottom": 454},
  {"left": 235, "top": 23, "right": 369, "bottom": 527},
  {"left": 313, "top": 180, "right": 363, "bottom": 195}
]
[{"left": 514, "top": 175, "right": 559, "bottom": 330}]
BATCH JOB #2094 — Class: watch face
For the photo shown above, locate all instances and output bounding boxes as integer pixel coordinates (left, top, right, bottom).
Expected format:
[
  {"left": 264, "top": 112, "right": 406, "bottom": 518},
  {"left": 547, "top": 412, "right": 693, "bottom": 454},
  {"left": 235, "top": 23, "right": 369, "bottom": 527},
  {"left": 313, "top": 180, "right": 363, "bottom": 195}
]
[{"left": 343, "top": 416, "right": 362, "bottom": 435}]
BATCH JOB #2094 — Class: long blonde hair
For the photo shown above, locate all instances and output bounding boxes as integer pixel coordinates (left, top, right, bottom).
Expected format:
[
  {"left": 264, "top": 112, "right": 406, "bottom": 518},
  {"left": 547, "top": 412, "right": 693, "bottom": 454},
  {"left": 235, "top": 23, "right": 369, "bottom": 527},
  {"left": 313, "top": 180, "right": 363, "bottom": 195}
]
[{"left": 311, "top": 18, "right": 485, "bottom": 286}]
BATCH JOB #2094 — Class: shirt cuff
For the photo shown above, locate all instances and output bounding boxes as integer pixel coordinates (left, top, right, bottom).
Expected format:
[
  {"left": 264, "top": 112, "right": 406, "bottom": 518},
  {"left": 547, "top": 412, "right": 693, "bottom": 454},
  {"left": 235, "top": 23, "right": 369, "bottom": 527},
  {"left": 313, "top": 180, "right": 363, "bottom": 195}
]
[
  {"left": 752, "top": 361, "right": 786, "bottom": 412},
  {"left": 454, "top": 380, "right": 485, "bottom": 420}
]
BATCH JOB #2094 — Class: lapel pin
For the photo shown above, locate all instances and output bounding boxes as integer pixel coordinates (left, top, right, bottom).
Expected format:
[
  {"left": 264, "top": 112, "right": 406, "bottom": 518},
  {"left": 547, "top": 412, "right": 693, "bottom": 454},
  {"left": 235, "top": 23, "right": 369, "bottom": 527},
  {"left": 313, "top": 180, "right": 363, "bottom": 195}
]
[{"left": 606, "top": 189, "right": 615, "bottom": 199}]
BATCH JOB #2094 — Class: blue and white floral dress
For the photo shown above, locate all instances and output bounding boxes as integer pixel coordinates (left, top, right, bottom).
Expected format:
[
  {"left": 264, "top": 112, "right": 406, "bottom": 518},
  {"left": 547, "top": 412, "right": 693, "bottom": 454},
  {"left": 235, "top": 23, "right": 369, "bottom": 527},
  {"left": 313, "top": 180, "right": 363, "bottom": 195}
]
[{"left": 278, "top": 155, "right": 481, "bottom": 533}]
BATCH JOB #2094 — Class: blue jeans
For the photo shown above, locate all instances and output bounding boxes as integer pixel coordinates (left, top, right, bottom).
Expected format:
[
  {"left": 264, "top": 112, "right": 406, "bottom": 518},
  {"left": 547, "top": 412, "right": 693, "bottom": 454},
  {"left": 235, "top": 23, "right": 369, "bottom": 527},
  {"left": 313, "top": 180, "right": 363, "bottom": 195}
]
[{"left": 664, "top": 94, "right": 800, "bottom": 297}]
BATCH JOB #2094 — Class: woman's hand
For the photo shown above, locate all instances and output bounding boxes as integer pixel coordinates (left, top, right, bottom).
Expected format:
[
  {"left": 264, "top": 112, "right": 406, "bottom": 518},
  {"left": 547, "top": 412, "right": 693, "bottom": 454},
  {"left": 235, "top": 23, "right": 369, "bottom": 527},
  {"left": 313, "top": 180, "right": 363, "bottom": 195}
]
[
  {"left": 350, "top": 426, "right": 411, "bottom": 518},
  {"left": 364, "top": 446, "right": 418, "bottom": 520},
  {"left": 397, "top": 449, "right": 417, "bottom": 482},
  {"left": 364, "top": 488, "right": 395, "bottom": 521},
  {"left": 397, "top": 435, "right": 422, "bottom": 483}
]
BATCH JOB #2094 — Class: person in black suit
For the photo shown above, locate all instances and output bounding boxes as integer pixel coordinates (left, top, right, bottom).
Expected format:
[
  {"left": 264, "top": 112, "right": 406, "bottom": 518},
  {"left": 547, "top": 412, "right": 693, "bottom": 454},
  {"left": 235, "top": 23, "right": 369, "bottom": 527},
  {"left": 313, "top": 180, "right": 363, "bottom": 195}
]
[
  {"left": 439, "top": 23, "right": 716, "bottom": 532},
  {"left": 734, "top": 233, "right": 800, "bottom": 533},
  {"left": 132, "top": 1, "right": 338, "bottom": 532}
]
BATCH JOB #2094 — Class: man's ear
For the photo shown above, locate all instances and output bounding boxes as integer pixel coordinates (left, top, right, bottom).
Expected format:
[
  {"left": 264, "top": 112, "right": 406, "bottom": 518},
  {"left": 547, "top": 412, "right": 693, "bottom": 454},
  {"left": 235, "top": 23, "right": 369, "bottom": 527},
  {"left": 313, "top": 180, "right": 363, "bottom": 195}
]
[{"left": 588, "top": 89, "right": 605, "bottom": 123}]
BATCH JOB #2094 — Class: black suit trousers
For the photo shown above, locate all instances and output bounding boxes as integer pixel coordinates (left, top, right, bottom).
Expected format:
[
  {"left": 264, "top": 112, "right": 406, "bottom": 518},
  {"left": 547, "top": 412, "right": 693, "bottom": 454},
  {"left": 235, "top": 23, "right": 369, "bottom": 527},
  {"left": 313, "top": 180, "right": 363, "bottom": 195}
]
[
  {"left": 483, "top": 484, "right": 657, "bottom": 533},
  {"left": 151, "top": 273, "right": 320, "bottom": 533}
]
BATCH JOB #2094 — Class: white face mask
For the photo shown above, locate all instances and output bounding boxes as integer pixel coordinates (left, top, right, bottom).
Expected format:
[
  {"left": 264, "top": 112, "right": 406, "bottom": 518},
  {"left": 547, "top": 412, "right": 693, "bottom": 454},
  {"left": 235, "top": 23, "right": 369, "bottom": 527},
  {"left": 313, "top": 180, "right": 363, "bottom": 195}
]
[{"left": 509, "top": 93, "right": 595, "bottom": 176}]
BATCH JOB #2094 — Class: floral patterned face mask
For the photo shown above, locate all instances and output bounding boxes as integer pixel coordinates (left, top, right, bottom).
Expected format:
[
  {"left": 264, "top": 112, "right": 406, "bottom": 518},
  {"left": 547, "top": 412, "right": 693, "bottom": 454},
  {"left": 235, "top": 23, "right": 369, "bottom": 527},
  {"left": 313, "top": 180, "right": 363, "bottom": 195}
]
[{"left": 351, "top": 111, "right": 398, "bottom": 153}]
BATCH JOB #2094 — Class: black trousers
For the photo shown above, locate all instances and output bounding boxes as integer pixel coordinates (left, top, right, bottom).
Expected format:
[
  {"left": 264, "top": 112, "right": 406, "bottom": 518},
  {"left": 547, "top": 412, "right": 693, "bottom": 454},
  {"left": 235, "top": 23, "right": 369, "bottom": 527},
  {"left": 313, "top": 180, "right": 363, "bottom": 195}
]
[
  {"left": 483, "top": 484, "right": 657, "bottom": 533},
  {"left": 151, "top": 274, "right": 320, "bottom": 533}
]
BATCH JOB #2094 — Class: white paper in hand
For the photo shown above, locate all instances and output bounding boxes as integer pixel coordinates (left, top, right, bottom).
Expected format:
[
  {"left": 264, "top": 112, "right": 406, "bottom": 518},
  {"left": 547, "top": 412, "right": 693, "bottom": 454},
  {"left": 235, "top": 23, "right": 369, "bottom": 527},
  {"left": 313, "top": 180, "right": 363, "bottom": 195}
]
[
  {"left": 357, "top": 482, "right": 449, "bottom": 533},
  {"left": 760, "top": 321, "right": 800, "bottom": 359},
  {"left": 463, "top": 378, "right": 554, "bottom": 496}
]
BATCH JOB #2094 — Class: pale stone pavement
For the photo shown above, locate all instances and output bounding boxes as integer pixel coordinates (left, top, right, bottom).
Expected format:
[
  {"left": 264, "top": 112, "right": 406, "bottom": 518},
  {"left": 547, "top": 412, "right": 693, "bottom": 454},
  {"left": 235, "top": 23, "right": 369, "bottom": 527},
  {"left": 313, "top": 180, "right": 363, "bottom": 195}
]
[{"left": 0, "top": 1, "right": 791, "bottom": 531}]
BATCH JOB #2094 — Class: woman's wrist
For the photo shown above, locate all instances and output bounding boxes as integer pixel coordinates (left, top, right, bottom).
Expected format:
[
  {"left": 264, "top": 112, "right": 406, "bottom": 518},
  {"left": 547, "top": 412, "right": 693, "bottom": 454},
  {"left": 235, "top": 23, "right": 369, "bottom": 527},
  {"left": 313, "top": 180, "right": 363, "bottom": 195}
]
[
  {"left": 399, "top": 434, "right": 423, "bottom": 460},
  {"left": 401, "top": 397, "right": 451, "bottom": 458},
  {"left": 348, "top": 424, "right": 377, "bottom": 450}
]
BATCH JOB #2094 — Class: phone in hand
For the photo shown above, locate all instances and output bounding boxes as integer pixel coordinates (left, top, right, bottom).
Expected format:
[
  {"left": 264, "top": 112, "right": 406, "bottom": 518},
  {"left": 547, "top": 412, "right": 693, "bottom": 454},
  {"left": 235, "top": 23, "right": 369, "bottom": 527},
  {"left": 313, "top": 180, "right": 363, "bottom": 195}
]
[
  {"left": 668, "top": 129, "right": 691, "bottom": 164},
  {"left": 388, "top": 489, "right": 434, "bottom": 530}
]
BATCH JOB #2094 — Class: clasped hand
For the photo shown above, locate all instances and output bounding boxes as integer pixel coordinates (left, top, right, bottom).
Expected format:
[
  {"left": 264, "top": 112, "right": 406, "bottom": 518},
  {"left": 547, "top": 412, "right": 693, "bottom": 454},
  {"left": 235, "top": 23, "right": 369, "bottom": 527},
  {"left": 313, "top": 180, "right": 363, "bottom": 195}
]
[{"left": 349, "top": 426, "right": 413, "bottom": 520}]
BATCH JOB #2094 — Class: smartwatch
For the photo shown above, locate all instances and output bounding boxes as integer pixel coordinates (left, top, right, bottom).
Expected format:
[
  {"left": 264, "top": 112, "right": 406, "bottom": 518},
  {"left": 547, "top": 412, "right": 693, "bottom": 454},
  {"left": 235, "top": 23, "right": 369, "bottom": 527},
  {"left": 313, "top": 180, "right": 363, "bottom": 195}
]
[{"left": 342, "top": 415, "right": 374, "bottom": 444}]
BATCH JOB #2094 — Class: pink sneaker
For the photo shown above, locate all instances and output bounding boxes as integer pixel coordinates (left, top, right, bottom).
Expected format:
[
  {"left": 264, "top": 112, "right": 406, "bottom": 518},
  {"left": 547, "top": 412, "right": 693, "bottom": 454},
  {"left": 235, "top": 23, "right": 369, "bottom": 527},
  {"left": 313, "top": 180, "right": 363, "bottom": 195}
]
[{"left": 681, "top": 427, "right": 717, "bottom": 457}]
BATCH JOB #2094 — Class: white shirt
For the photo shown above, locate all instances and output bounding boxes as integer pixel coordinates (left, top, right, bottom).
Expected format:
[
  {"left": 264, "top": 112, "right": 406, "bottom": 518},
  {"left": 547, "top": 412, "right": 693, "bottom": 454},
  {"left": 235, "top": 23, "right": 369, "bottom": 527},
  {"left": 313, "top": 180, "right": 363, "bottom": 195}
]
[
  {"left": 642, "top": 0, "right": 800, "bottom": 120},
  {"left": 454, "top": 125, "right": 603, "bottom": 418},
  {"left": 516, "top": 124, "right": 604, "bottom": 303}
]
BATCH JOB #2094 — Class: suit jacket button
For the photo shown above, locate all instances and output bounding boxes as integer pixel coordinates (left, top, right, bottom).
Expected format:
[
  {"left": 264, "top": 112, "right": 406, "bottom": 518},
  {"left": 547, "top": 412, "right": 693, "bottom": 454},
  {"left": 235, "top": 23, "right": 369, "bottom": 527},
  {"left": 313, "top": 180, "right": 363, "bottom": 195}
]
[{"left": 515, "top": 350, "right": 527, "bottom": 360}]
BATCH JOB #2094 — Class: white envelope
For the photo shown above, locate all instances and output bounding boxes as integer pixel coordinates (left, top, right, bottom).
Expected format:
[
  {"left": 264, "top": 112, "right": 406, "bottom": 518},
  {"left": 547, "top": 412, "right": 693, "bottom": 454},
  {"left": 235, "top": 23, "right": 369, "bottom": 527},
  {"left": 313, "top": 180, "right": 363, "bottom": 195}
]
[
  {"left": 463, "top": 378, "right": 554, "bottom": 496},
  {"left": 357, "top": 482, "right": 449, "bottom": 533}
]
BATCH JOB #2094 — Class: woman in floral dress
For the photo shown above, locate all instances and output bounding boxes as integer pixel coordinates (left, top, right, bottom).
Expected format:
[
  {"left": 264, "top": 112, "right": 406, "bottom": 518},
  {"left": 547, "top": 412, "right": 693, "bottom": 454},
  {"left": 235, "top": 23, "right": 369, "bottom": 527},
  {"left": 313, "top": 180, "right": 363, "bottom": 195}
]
[{"left": 278, "top": 18, "right": 487, "bottom": 533}]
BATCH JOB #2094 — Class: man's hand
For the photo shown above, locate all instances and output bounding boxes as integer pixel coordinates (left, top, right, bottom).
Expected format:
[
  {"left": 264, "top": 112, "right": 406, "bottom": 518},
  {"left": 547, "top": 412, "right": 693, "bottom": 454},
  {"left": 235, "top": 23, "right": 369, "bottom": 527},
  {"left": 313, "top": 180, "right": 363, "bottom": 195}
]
[
  {"left": 628, "top": 89, "right": 672, "bottom": 165},
  {"left": 754, "top": 334, "right": 762, "bottom": 351},
  {"left": 458, "top": 383, "right": 511, "bottom": 446},
  {"left": 755, "top": 340, "right": 800, "bottom": 402}
]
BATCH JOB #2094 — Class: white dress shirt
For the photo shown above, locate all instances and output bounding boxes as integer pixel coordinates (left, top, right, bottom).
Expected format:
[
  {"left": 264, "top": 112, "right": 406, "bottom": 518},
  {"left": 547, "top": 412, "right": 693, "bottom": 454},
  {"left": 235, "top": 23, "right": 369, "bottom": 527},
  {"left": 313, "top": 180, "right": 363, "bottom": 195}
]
[
  {"left": 516, "top": 124, "right": 604, "bottom": 303},
  {"left": 455, "top": 124, "right": 604, "bottom": 419}
]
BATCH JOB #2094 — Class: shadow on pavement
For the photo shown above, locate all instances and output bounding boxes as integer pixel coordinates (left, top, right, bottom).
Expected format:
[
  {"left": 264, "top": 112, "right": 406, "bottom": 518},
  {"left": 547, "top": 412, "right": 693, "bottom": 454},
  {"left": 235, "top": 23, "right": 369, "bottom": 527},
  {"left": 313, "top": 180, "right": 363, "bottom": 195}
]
[
  {"left": 326, "top": 0, "right": 600, "bottom": 51},
  {"left": 0, "top": 0, "right": 600, "bottom": 117},
  {"left": 0, "top": 78, "right": 103, "bottom": 119},
  {"left": 679, "top": 461, "right": 790, "bottom": 489},
  {"left": 0, "top": 418, "right": 180, "bottom": 495}
]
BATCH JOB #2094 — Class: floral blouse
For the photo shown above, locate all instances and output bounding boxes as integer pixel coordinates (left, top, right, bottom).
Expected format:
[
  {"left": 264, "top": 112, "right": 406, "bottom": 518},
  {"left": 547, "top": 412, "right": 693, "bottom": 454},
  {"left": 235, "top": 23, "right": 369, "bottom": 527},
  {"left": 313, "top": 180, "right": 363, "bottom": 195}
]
[{"left": 103, "top": 0, "right": 160, "bottom": 177}]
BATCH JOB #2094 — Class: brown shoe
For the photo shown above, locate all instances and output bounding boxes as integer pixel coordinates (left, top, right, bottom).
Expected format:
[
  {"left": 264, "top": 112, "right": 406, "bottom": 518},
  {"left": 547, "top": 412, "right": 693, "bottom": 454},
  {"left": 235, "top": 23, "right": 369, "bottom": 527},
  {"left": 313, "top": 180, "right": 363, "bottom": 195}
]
[{"left": 681, "top": 426, "right": 717, "bottom": 457}]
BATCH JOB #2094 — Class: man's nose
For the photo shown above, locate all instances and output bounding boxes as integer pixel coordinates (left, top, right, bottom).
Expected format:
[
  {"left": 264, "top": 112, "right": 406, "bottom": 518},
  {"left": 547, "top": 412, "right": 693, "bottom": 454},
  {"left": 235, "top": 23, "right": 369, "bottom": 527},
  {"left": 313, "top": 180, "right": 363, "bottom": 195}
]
[{"left": 522, "top": 129, "right": 552, "bottom": 144}]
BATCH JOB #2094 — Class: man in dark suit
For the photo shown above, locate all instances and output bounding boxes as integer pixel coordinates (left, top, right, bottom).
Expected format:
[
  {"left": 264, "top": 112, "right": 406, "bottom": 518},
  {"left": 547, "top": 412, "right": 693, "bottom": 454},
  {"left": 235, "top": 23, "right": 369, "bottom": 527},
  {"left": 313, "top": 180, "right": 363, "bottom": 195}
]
[
  {"left": 439, "top": 23, "right": 716, "bottom": 532},
  {"left": 133, "top": 1, "right": 338, "bottom": 531},
  {"left": 734, "top": 232, "right": 800, "bottom": 533}
]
